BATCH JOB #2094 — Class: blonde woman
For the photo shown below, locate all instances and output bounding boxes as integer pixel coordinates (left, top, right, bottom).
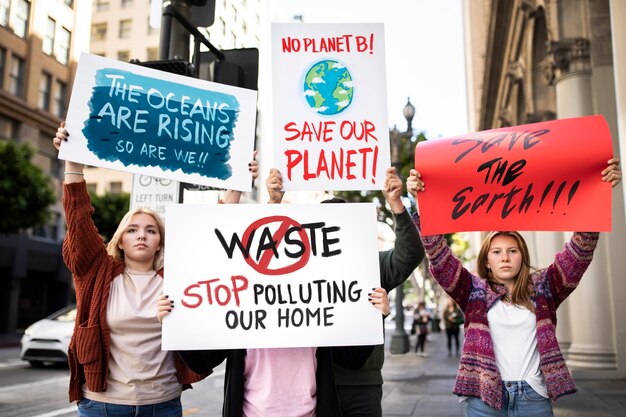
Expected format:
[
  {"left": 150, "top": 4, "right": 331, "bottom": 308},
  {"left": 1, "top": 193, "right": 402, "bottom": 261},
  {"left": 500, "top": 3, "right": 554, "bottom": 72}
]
[{"left": 53, "top": 123, "right": 257, "bottom": 417}]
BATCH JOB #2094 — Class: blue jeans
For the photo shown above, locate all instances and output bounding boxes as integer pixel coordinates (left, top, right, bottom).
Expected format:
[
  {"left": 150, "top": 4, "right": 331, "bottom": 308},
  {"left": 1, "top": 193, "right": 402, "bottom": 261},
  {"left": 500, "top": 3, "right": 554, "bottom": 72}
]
[
  {"left": 77, "top": 397, "right": 182, "bottom": 417},
  {"left": 465, "top": 381, "right": 553, "bottom": 417}
]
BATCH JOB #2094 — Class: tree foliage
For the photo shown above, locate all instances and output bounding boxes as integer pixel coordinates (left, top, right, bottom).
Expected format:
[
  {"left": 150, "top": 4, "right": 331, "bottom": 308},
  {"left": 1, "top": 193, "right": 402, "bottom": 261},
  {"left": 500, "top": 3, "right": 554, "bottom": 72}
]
[
  {"left": 89, "top": 192, "right": 130, "bottom": 243},
  {"left": 0, "top": 141, "right": 55, "bottom": 234}
]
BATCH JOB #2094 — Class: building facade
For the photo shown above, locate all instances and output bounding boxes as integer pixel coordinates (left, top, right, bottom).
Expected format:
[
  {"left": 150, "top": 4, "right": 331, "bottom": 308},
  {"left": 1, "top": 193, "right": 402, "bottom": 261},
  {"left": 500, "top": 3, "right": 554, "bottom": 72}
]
[
  {"left": 0, "top": 0, "right": 92, "bottom": 333},
  {"left": 463, "top": 0, "right": 626, "bottom": 378}
]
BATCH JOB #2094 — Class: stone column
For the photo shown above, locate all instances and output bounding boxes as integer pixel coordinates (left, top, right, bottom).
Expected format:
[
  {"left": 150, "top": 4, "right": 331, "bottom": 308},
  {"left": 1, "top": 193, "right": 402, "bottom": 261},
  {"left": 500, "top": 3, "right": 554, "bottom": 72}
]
[{"left": 549, "top": 38, "right": 616, "bottom": 371}]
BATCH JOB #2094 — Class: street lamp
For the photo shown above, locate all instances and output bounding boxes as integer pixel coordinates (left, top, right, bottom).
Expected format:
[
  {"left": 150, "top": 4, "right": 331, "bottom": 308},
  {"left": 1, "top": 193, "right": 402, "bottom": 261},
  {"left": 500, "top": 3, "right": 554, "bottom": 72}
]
[{"left": 389, "top": 97, "right": 415, "bottom": 354}]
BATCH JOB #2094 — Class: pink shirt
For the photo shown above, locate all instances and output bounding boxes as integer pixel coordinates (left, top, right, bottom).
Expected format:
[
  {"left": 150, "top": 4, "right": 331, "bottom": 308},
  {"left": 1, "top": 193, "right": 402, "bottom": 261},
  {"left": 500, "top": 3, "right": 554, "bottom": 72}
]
[{"left": 243, "top": 347, "right": 317, "bottom": 417}]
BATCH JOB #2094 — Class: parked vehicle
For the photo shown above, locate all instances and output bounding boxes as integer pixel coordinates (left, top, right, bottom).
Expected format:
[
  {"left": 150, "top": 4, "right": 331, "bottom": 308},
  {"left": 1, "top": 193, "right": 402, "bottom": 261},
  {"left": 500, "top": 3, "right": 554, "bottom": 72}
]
[{"left": 20, "top": 304, "right": 76, "bottom": 367}]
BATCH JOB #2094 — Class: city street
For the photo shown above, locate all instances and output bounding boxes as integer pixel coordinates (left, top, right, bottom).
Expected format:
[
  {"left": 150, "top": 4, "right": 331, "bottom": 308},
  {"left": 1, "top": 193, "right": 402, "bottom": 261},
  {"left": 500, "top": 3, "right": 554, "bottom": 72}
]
[{"left": 1, "top": 329, "right": 625, "bottom": 417}]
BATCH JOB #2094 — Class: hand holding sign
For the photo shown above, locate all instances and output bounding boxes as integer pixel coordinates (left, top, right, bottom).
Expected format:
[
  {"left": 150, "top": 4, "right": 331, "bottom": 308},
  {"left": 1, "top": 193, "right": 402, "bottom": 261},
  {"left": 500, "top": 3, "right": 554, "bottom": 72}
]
[
  {"left": 602, "top": 158, "right": 622, "bottom": 187},
  {"left": 266, "top": 168, "right": 285, "bottom": 204}
]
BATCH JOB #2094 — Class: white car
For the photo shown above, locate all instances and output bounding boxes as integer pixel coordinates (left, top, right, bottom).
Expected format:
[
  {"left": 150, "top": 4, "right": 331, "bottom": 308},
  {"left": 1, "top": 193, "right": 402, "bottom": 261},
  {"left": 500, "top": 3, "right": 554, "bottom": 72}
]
[{"left": 20, "top": 304, "right": 76, "bottom": 367}]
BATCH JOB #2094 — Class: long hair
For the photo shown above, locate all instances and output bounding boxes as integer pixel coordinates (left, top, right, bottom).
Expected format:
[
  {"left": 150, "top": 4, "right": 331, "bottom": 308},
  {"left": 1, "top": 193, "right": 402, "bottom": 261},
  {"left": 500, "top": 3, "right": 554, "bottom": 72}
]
[
  {"left": 106, "top": 208, "right": 165, "bottom": 271},
  {"left": 476, "top": 231, "right": 534, "bottom": 311}
]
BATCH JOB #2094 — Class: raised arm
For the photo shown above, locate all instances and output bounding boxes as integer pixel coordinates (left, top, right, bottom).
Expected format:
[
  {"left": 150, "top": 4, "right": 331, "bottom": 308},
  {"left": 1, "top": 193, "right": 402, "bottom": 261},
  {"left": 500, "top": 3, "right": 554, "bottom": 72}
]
[
  {"left": 378, "top": 167, "right": 424, "bottom": 291},
  {"left": 547, "top": 158, "right": 621, "bottom": 305},
  {"left": 53, "top": 122, "right": 84, "bottom": 183},
  {"left": 266, "top": 168, "right": 285, "bottom": 204},
  {"left": 53, "top": 123, "right": 109, "bottom": 277},
  {"left": 407, "top": 169, "right": 473, "bottom": 309}
]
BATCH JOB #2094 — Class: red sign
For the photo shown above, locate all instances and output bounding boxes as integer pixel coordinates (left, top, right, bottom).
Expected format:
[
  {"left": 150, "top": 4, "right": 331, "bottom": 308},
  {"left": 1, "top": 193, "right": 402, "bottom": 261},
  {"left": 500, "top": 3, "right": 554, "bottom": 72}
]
[{"left": 414, "top": 115, "right": 613, "bottom": 235}]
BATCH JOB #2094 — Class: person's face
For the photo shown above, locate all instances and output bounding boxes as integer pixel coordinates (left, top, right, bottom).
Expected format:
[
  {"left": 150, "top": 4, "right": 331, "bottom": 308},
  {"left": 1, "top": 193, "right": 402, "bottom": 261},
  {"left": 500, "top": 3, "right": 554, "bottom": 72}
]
[
  {"left": 485, "top": 234, "right": 522, "bottom": 284},
  {"left": 118, "top": 213, "right": 161, "bottom": 267}
]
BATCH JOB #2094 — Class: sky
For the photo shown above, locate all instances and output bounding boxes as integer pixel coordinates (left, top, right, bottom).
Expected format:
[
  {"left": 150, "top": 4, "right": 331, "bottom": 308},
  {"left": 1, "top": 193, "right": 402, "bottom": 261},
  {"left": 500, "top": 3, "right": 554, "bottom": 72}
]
[{"left": 268, "top": 0, "right": 469, "bottom": 139}]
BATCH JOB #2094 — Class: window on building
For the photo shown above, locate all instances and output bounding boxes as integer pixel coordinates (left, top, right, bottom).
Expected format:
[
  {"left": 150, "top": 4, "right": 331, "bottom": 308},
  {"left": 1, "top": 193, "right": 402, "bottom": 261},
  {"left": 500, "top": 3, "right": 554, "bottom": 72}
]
[
  {"left": 0, "top": 0, "right": 9, "bottom": 27},
  {"left": 230, "top": 31, "right": 237, "bottom": 48},
  {"left": 0, "top": 47, "right": 5, "bottom": 89},
  {"left": 231, "top": 5, "right": 237, "bottom": 22},
  {"left": 43, "top": 17, "right": 56, "bottom": 55},
  {"left": 95, "top": 0, "right": 109, "bottom": 11},
  {"left": 53, "top": 80, "right": 67, "bottom": 118},
  {"left": 56, "top": 27, "right": 70, "bottom": 65},
  {"left": 242, "top": 21, "right": 247, "bottom": 34},
  {"left": 109, "top": 181, "right": 122, "bottom": 195},
  {"left": 14, "top": 0, "right": 31, "bottom": 38},
  {"left": 39, "top": 72, "right": 52, "bottom": 111},
  {"left": 117, "top": 50, "right": 130, "bottom": 62},
  {"left": 0, "top": 114, "right": 18, "bottom": 139},
  {"left": 119, "top": 19, "right": 132, "bottom": 39},
  {"left": 62, "top": 0, "right": 74, "bottom": 8},
  {"left": 38, "top": 133, "right": 63, "bottom": 178},
  {"left": 121, "top": 0, "right": 132, "bottom": 8},
  {"left": 147, "top": 16, "right": 157, "bottom": 35},
  {"left": 8, "top": 55, "right": 24, "bottom": 97},
  {"left": 86, "top": 183, "right": 97, "bottom": 194},
  {"left": 146, "top": 47, "right": 158, "bottom": 61},
  {"left": 220, "top": 17, "right": 226, "bottom": 36},
  {"left": 91, "top": 22, "right": 106, "bottom": 41}
]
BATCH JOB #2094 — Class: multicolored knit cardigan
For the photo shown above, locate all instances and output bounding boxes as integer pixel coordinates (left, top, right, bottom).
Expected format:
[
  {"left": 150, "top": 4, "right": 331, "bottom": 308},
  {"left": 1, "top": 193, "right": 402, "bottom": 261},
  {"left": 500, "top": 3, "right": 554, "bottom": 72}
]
[{"left": 412, "top": 213, "right": 599, "bottom": 409}]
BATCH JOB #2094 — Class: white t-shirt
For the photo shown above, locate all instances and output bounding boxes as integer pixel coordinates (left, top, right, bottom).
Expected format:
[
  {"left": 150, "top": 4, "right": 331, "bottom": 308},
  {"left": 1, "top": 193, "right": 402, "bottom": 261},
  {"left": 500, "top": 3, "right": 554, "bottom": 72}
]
[{"left": 487, "top": 300, "right": 548, "bottom": 398}]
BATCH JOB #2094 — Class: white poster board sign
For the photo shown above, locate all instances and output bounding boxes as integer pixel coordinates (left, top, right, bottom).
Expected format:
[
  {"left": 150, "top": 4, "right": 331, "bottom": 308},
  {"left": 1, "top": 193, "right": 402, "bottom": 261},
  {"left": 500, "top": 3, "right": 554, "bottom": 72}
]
[
  {"left": 271, "top": 23, "right": 390, "bottom": 191},
  {"left": 60, "top": 53, "right": 257, "bottom": 191},
  {"left": 162, "top": 203, "right": 383, "bottom": 350}
]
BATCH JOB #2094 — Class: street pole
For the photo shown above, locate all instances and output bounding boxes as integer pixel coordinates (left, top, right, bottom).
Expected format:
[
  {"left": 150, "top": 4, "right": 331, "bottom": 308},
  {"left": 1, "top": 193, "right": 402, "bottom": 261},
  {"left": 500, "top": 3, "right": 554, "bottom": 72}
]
[
  {"left": 160, "top": 0, "right": 192, "bottom": 60},
  {"left": 389, "top": 98, "right": 416, "bottom": 355},
  {"left": 389, "top": 127, "right": 409, "bottom": 354}
]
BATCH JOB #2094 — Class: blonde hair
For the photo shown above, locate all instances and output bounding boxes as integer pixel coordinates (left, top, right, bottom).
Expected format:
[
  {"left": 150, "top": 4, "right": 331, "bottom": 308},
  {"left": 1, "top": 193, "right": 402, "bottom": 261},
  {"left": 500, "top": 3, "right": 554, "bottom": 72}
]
[
  {"left": 106, "top": 208, "right": 165, "bottom": 271},
  {"left": 476, "top": 231, "right": 534, "bottom": 311}
]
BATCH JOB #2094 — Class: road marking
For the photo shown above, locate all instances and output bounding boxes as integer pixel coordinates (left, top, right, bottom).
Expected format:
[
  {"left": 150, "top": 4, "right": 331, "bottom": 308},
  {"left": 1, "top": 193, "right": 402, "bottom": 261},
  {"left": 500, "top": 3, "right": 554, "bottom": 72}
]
[
  {"left": 0, "top": 375, "right": 68, "bottom": 393},
  {"left": 28, "top": 405, "right": 77, "bottom": 417},
  {"left": 0, "top": 360, "right": 26, "bottom": 369}
]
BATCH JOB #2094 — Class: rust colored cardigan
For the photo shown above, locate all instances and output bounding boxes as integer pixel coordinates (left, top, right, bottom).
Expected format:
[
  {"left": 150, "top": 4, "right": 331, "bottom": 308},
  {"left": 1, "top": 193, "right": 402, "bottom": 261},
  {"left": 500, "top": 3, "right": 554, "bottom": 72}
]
[{"left": 62, "top": 181, "right": 208, "bottom": 403}]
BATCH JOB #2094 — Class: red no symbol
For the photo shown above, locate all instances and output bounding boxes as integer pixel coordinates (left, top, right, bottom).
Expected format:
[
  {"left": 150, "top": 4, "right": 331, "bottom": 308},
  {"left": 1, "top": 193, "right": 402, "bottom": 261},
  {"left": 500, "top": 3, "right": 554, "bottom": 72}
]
[{"left": 242, "top": 215, "right": 311, "bottom": 275}]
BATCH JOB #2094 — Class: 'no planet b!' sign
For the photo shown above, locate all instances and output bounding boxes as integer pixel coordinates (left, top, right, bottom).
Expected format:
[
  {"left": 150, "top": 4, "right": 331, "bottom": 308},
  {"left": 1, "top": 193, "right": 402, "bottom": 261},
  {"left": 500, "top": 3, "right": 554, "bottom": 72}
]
[
  {"left": 415, "top": 115, "right": 613, "bottom": 235},
  {"left": 60, "top": 53, "right": 258, "bottom": 191}
]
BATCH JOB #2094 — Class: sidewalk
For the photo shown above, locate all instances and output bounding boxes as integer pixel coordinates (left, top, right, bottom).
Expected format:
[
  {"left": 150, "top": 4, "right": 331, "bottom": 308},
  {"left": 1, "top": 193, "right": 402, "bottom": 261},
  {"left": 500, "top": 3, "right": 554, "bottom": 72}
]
[{"left": 381, "top": 331, "right": 626, "bottom": 417}]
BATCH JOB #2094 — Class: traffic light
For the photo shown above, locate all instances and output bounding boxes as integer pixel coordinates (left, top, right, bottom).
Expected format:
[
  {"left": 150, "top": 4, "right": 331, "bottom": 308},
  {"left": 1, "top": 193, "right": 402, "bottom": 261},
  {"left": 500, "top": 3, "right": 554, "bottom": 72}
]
[{"left": 199, "top": 47, "right": 259, "bottom": 91}]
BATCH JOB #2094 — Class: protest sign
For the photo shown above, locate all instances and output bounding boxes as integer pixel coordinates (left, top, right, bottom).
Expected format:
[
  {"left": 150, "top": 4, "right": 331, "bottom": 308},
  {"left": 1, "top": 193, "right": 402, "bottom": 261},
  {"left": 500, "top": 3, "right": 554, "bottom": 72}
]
[
  {"left": 271, "top": 23, "right": 390, "bottom": 191},
  {"left": 414, "top": 115, "right": 613, "bottom": 235},
  {"left": 60, "top": 53, "right": 258, "bottom": 191},
  {"left": 162, "top": 203, "right": 383, "bottom": 350}
]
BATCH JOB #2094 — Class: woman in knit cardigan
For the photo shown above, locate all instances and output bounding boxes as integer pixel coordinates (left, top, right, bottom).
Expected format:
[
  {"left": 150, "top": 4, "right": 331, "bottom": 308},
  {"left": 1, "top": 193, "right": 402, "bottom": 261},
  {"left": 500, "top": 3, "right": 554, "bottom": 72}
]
[
  {"left": 53, "top": 123, "right": 257, "bottom": 417},
  {"left": 406, "top": 159, "right": 621, "bottom": 417}
]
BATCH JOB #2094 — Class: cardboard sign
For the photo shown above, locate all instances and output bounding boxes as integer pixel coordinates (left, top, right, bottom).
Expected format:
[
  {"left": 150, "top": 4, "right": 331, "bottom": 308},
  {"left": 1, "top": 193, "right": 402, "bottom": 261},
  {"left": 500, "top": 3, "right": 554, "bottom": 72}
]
[
  {"left": 60, "top": 53, "right": 258, "bottom": 191},
  {"left": 162, "top": 203, "right": 383, "bottom": 350},
  {"left": 414, "top": 115, "right": 613, "bottom": 235},
  {"left": 272, "top": 23, "right": 390, "bottom": 191}
]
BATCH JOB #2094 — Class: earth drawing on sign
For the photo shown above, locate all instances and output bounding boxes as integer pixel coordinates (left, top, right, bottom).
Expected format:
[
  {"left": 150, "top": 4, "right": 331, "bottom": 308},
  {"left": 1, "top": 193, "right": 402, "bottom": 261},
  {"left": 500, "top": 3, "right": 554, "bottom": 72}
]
[{"left": 303, "top": 60, "right": 354, "bottom": 115}]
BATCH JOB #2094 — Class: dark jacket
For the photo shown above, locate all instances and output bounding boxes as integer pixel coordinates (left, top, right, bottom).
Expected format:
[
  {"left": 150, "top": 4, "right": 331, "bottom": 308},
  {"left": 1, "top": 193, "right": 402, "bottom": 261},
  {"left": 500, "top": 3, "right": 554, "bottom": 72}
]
[
  {"left": 180, "top": 345, "right": 374, "bottom": 417},
  {"left": 332, "top": 208, "right": 424, "bottom": 386}
]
